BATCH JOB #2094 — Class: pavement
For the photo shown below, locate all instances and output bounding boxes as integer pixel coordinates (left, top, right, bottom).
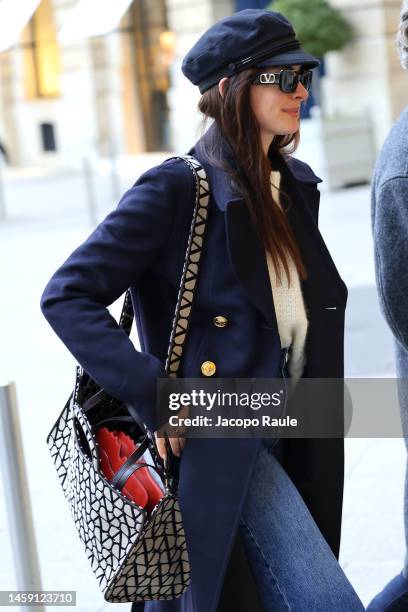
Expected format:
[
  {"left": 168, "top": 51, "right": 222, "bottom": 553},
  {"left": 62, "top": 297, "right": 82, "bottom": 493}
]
[{"left": 0, "top": 155, "right": 406, "bottom": 611}]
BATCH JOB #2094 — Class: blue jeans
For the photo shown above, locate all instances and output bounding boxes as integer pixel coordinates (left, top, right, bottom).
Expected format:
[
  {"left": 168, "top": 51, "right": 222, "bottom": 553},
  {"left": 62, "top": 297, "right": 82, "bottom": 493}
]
[
  {"left": 238, "top": 353, "right": 364, "bottom": 611},
  {"left": 238, "top": 440, "right": 364, "bottom": 611},
  {"left": 395, "top": 338, "right": 408, "bottom": 579}
]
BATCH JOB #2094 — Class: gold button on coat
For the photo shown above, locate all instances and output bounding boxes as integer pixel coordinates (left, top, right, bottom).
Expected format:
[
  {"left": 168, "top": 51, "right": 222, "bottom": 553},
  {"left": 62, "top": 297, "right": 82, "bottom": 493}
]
[
  {"left": 213, "top": 315, "right": 229, "bottom": 328},
  {"left": 201, "top": 361, "right": 216, "bottom": 376}
]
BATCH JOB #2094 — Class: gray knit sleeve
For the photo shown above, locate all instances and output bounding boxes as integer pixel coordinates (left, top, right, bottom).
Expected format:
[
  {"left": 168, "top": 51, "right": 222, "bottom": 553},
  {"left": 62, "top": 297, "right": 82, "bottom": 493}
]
[{"left": 373, "top": 175, "right": 408, "bottom": 350}]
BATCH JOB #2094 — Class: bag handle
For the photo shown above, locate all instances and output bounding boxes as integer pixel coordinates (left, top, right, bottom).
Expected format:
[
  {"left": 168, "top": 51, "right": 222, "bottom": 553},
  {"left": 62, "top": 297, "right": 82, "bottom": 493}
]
[
  {"left": 112, "top": 459, "right": 165, "bottom": 492},
  {"left": 162, "top": 154, "right": 209, "bottom": 378}
]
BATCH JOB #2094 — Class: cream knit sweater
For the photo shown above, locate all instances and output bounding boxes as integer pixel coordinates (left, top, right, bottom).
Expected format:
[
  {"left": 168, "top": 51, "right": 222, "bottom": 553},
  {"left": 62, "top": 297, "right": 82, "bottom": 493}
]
[{"left": 266, "top": 170, "right": 308, "bottom": 380}]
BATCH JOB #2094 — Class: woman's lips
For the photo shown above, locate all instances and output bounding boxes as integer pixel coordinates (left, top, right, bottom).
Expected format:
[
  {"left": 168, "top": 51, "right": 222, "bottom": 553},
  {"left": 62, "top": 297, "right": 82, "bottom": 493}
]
[{"left": 283, "top": 108, "right": 300, "bottom": 117}]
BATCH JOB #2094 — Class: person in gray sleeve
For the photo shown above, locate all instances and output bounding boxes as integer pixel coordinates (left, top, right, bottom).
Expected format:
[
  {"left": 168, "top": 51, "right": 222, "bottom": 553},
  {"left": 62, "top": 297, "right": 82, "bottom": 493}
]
[{"left": 368, "top": 1, "right": 408, "bottom": 610}]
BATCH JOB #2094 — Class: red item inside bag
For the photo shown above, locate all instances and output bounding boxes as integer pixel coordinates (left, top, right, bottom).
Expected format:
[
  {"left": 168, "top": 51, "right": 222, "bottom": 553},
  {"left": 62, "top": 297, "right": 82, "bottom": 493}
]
[{"left": 96, "top": 427, "right": 164, "bottom": 513}]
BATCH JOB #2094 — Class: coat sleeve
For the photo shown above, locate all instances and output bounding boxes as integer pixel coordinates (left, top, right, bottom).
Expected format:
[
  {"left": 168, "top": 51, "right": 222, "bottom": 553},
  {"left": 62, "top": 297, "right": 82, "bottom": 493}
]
[
  {"left": 40, "top": 159, "right": 193, "bottom": 432},
  {"left": 373, "top": 176, "right": 408, "bottom": 351}
]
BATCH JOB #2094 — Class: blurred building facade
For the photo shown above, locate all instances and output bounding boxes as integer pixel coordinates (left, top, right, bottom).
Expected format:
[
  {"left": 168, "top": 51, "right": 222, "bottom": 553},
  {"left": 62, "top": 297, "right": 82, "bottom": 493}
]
[
  {"left": 0, "top": 0, "right": 406, "bottom": 168},
  {"left": 0, "top": 0, "right": 235, "bottom": 167},
  {"left": 324, "top": 0, "right": 407, "bottom": 152}
]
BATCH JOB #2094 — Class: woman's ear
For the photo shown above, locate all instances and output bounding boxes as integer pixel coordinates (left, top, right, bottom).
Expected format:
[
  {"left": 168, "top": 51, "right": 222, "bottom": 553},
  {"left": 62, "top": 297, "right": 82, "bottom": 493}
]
[{"left": 218, "top": 77, "right": 229, "bottom": 98}]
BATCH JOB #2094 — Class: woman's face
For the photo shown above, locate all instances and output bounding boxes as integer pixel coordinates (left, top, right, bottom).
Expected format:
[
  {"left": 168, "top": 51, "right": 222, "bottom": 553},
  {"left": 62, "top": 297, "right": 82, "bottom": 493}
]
[{"left": 249, "top": 64, "right": 309, "bottom": 138}]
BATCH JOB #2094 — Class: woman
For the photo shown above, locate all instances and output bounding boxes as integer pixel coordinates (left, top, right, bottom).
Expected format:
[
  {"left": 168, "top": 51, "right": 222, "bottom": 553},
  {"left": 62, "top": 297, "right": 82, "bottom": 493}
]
[{"left": 41, "top": 9, "right": 364, "bottom": 612}]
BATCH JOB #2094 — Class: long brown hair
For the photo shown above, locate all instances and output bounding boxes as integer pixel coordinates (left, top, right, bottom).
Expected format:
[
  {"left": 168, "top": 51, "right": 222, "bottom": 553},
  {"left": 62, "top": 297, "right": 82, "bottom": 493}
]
[{"left": 197, "top": 67, "right": 306, "bottom": 285}]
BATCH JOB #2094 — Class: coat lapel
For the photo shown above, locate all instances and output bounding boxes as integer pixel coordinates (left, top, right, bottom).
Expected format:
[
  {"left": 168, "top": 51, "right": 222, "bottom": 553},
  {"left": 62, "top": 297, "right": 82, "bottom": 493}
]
[
  {"left": 225, "top": 198, "right": 278, "bottom": 329},
  {"left": 190, "top": 125, "right": 278, "bottom": 331},
  {"left": 276, "top": 154, "right": 348, "bottom": 306}
]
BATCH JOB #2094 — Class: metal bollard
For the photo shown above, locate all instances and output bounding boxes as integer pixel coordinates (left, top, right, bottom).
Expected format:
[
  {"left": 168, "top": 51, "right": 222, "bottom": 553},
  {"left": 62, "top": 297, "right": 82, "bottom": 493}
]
[
  {"left": 0, "top": 382, "right": 44, "bottom": 611},
  {"left": 0, "top": 152, "right": 6, "bottom": 222},
  {"left": 108, "top": 137, "right": 121, "bottom": 203},
  {"left": 82, "top": 155, "right": 98, "bottom": 227}
]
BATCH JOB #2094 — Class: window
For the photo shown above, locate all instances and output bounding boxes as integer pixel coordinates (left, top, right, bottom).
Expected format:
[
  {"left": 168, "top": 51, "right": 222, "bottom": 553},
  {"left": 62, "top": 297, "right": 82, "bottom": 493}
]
[
  {"left": 130, "top": 0, "right": 171, "bottom": 151},
  {"left": 21, "top": 0, "right": 60, "bottom": 99},
  {"left": 40, "top": 122, "right": 57, "bottom": 151}
]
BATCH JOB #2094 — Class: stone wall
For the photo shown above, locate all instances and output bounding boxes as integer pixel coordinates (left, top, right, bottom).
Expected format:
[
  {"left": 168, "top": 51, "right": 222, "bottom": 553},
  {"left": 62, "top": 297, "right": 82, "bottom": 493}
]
[{"left": 323, "top": 0, "right": 408, "bottom": 152}]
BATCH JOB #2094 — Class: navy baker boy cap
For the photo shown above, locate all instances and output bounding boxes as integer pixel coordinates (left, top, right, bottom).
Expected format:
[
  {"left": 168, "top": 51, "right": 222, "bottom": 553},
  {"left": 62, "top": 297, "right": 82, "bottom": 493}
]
[{"left": 182, "top": 9, "right": 320, "bottom": 94}]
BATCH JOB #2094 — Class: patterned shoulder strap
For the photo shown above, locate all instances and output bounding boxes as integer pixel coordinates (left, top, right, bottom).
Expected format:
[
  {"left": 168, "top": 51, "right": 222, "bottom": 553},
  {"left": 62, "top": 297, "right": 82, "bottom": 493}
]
[{"left": 118, "top": 154, "right": 210, "bottom": 377}]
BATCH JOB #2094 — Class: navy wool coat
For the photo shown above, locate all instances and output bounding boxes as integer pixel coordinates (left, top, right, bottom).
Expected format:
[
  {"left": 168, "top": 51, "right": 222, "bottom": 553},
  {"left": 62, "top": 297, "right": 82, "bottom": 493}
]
[{"left": 40, "top": 123, "right": 348, "bottom": 612}]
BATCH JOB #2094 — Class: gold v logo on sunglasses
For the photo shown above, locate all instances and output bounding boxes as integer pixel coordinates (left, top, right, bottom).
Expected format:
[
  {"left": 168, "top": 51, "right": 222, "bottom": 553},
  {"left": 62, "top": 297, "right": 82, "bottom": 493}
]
[{"left": 252, "top": 69, "right": 313, "bottom": 93}]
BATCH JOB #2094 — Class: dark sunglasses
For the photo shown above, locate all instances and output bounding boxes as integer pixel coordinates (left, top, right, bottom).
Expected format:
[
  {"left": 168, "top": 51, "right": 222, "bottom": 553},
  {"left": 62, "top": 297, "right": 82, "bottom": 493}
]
[{"left": 251, "top": 69, "right": 313, "bottom": 93}]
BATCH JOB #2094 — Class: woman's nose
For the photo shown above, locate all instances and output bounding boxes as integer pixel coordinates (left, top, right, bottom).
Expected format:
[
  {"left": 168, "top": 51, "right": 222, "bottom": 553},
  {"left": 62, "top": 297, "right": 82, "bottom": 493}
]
[{"left": 293, "top": 82, "right": 309, "bottom": 101}]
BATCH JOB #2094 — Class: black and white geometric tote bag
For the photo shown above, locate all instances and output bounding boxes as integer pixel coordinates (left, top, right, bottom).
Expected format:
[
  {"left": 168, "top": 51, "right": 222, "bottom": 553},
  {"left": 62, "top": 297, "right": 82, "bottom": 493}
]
[{"left": 46, "top": 155, "right": 210, "bottom": 603}]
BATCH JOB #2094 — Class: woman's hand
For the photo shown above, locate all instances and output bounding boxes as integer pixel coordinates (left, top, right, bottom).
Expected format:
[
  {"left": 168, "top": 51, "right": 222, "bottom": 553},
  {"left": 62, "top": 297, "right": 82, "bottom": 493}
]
[{"left": 154, "top": 404, "right": 189, "bottom": 460}]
